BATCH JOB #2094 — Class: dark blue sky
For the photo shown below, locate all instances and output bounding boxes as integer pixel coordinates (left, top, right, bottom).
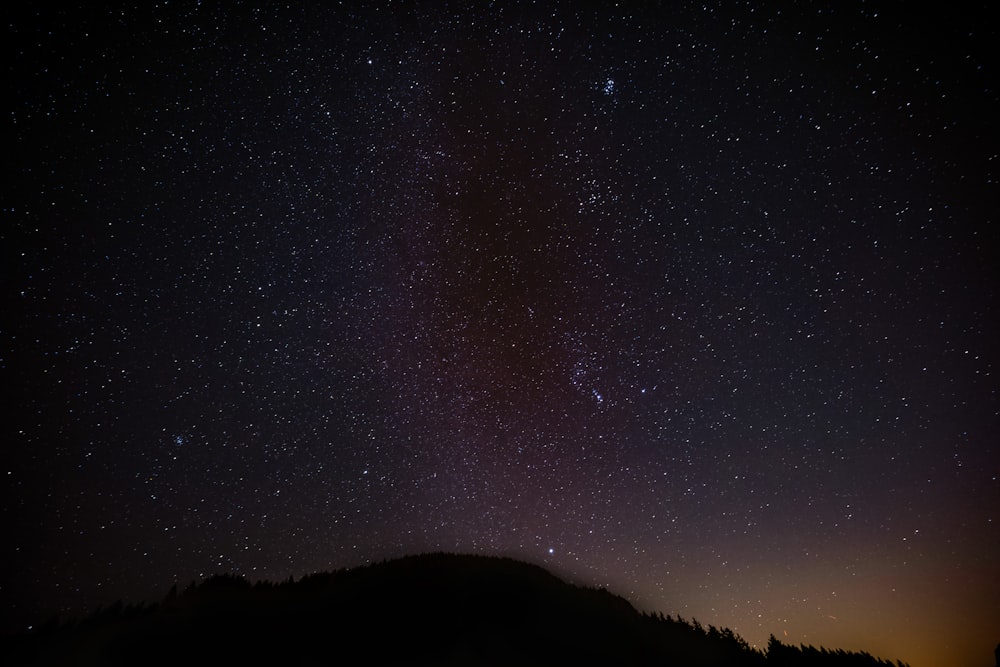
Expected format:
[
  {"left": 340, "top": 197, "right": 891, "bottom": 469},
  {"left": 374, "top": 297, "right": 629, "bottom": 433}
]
[{"left": 4, "top": 3, "right": 997, "bottom": 666}]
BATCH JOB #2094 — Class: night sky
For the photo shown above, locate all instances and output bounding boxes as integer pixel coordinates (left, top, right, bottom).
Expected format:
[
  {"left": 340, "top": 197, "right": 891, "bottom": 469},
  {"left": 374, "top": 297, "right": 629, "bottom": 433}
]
[{"left": 4, "top": 3, "right": 998, "bottom": 666}]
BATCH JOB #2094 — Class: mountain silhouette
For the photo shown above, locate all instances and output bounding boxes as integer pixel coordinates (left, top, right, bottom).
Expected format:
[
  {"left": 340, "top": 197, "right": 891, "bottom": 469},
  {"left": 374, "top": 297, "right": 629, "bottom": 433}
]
[{"left": 3, "top": 553, "right": 908, "bottom": 666}]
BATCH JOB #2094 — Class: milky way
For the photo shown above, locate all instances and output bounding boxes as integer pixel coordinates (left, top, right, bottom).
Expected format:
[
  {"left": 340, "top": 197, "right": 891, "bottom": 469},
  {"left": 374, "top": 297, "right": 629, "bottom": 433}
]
[{"left": 4, "top": 4, "right": 998, "bottom": 666}]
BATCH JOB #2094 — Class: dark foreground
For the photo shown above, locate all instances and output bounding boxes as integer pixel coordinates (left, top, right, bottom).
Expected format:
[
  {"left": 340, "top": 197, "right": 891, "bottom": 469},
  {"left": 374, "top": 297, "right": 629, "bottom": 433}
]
[{"left": 3, "top": 553, "right": 907, "bottom": 666}]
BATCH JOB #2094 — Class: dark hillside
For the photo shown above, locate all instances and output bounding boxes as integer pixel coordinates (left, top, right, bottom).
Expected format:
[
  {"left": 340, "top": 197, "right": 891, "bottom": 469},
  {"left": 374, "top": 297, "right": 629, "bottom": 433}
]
[{"left": 2, "top": 554, "right": 907, "bottom": 667}]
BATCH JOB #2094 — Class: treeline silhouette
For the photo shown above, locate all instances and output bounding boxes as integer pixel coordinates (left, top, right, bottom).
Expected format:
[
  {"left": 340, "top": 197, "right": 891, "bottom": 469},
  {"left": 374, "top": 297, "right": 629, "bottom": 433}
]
[{"left": 3, "top": 553, "right": 909, "bottom": 666}]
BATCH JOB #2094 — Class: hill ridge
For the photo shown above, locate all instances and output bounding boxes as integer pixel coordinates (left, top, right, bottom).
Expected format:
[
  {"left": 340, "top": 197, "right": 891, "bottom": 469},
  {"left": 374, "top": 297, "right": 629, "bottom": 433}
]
[{"left": 3, "top": 552, "right": 909, "bottom": 667}]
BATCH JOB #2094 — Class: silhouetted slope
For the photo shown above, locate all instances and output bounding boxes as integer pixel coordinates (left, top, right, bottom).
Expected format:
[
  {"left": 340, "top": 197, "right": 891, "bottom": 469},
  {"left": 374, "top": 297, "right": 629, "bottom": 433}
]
[{"left": 2, "top": 553, "right": 907, "bottom": 666}]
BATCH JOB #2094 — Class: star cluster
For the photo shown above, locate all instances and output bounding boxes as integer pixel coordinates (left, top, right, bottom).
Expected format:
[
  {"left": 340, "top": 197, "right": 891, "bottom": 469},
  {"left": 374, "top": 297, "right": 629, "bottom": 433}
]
[{"left": 3, "top": 4, "right": 997, "bottom": 667}]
